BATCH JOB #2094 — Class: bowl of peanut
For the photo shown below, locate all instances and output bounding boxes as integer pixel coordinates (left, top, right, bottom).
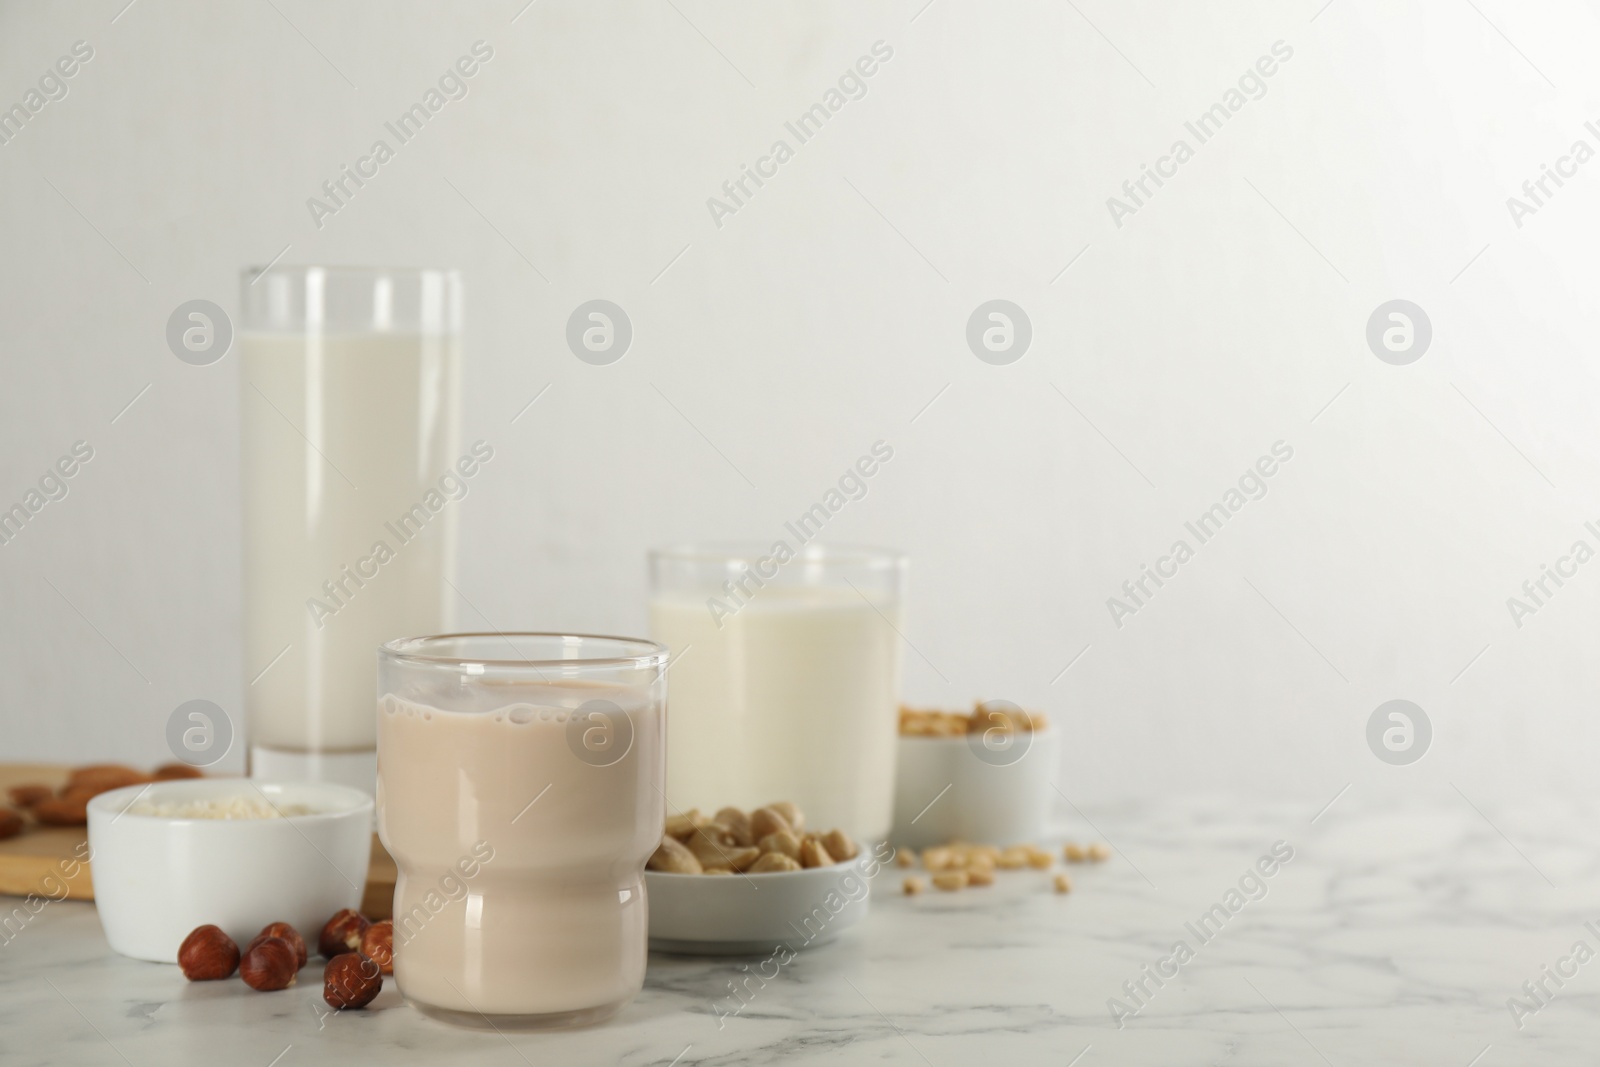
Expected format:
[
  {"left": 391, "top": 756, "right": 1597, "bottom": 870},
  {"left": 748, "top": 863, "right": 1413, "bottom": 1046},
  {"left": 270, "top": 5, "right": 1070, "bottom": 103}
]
[
  {"left": 645, "top": 801, "right": 885, "bottom": 955},
  {"left": 891, "top": 702, "right": 1060, "bottom": 850}
]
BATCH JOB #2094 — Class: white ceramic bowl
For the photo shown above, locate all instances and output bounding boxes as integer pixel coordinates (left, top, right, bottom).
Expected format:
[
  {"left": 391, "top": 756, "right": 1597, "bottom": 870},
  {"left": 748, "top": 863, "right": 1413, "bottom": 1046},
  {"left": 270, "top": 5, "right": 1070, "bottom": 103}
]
[
  {"left": 87, "top": 779, "right": 373, "bottom": 963},
  {"left": 890, "top": 726, "right": 1061, "bottom": 849},
  {"left": 646, "top": 854, "right": 879, "bottom": 955}
]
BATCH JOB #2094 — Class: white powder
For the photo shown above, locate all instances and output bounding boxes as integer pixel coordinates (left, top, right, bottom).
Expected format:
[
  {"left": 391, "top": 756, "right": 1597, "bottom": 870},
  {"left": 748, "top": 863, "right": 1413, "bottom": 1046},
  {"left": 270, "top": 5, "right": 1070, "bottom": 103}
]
[{"left": 125, "top": 795, "right": 314, "bottom": 820}]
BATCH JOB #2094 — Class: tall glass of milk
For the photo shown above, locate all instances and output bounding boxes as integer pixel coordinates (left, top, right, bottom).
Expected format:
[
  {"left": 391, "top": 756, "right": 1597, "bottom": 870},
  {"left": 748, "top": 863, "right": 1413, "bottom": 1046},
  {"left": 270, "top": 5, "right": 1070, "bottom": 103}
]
[
  {"left": 377, "top": 633, "right": 667, "bottom": 1028},
  {"left": 240, "top": 266, "right": 461, "bottom": 793},
  {"left": 649, "top": 544, "right": 906, "bottom": 841}
]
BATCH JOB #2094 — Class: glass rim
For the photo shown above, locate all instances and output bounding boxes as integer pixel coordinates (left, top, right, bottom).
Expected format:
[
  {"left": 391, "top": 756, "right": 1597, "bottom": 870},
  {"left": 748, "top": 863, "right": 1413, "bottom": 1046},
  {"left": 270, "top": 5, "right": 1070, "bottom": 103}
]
[
  {"left": 650, "top": 542, "right": 907, "bottom": 569},
  {"left": 239, "top": 264, "right": 461, "bottom": 283},
  {"left": 379, "top": 632, "right": 668, "bottom": 671}
]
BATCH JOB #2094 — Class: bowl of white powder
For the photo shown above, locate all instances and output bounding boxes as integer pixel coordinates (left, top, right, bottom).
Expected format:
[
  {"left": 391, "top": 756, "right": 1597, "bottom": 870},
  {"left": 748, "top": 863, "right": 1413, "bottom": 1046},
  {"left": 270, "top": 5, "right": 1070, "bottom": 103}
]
[{"left": 87, "top": 779, "right": 373, "bottom": 964}]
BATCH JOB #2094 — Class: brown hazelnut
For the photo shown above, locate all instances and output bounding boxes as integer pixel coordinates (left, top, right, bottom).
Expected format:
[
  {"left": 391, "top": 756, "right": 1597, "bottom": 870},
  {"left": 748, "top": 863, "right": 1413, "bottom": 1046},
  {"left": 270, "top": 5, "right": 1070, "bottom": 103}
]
[
  {"left": 31, "top": 797, "right": 87, "bottom": 826},
  {"left": 178, "top": 925, "right": 240, "bottom": 981},
  {"left": 360, "top": 920, "right": 394, "bottom": 975},
  {"left": 152, "top": 763, "right": 204, "bottom": 780},
  {"left": 246, "top": 922, "right": 307, "bottom": 969},
  {"left": 0, "top": 809, "right": 22, "bottom": 841},
  {"left": 8, "top": 784, "right": 52, "bottom": 808},
  {"left": 323, "top": 952, "right": 382, "bottom": 1009},
  {"left": 318, "top": 908, "right": 370, "bottom": 958},
  {"left": 239, "top": 936, "right": 298, "bottom": 991}
]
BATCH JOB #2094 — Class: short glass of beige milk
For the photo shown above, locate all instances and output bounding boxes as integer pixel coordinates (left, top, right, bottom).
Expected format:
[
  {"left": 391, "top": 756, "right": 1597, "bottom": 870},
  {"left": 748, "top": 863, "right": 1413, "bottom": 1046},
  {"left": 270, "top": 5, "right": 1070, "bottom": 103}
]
[
  {"left": 240, "top": 266, "right": 462, "bottom": 795},
  {"left": 376, "top": 633, "right": 666, "bottom": 1029},
  {"left": 649, "top": 544, "right": 906, "bottom": 842}
]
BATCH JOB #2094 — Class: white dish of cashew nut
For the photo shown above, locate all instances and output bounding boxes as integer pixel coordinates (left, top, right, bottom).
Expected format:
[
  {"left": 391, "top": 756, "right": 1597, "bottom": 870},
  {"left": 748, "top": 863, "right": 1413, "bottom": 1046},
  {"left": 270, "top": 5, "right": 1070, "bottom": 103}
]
[{"left": 645, "top": 801, "right": 889, "bottom": 955}]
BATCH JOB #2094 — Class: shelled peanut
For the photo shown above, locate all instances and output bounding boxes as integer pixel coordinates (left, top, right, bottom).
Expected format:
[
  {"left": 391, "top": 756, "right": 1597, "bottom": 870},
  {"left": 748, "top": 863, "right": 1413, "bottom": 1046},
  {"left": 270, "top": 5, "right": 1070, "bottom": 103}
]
[
  {"left": 896, "top": 838, "right": 1110, "bottom": 895},
  {"left": 648, "top": 801, "right": 859, "bottom": 876}
]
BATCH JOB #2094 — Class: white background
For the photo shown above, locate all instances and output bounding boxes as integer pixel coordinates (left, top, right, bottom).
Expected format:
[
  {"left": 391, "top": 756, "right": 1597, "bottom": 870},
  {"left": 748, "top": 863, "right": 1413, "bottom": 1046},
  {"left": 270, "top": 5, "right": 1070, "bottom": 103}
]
[{"left": 2, "top": 0, "right": 1598, "bottom": 809}]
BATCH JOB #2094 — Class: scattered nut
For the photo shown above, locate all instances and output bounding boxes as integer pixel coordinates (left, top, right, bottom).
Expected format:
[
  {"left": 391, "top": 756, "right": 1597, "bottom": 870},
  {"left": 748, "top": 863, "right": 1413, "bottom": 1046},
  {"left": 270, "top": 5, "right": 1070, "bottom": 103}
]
[
  {"left": 648, "top": 836, "right": 704, "bottom": 874},
  {"left": 1054, "top": 873, "right": 1073, "bottom": 894},
  {"left": 361, "top": 921, "right": 394, "bottom": 975},
  {"left": 318, "top": 909, "right": 370, "bottom": 959},
  {"left": 240, "top": 936, "right": 299, "bottom": 991},
  {"left": 903, "top": 876, "right": 926, "bottom": 895},
  {"left": 0, "top": 809, "right": 22, "bottom": 841},
  {"left": 996, "top": 846, "right": 1030, "bottom": 870},
  {"left": 799, "top": 838, "right": 835, "bottom": 869},
  {"left": 8, "top": 784, "right": 52, "bottom": 808},
  {"left": 748, "top": 852, "right": 802, "bottom": 873},
  {"left": 966, "top": 866, "right": 995, "bottom": 887},
  {"left": 922, "top": 847, "right": 954, "bottom": 871},
  {"left": 714, "top": 807, "right": 754, "bottom": 847},
  {"left": 748, "top": 806, "right": 792, "bottom": 841},
  {"left": 323, "top": 952, "right": 382, "bottom": 1009},
  {"left": 822, "top": 828, "right": 859, "bottom": 862},
  {"left": 178, "top": 924, "right": 240, "bottom": 981},
  {"left": 32, "top": 797, "right": 87, "bottom": 826},
  {"left": 1087, "top": 842, "right": 1111, "bottom": 862},
  {"left": 246, "top": 923, "right": 307, "bottom": 970},
  {"left": 1026, "top": 848, "right": 1054, "bottom": 870},
  {"left": 894, "top": 848, "right": 915, "bottom": 868},
  {"left": 1063, "top": 842, "right": 1087, "bottom": 863},
  {"left": 664, "top": 809, "right": 703, "bottom": 841},
  {"left": 932, "top": 870, "right": 969, "bottom": 892}
]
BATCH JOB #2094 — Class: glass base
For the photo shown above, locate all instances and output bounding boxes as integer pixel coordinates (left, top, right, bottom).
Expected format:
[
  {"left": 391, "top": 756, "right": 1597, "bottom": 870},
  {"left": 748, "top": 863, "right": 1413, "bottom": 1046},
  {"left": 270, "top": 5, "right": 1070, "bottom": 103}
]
[
  {"left": 250, "top": 745, "right": 376, "bottom": 797},
  {"left": 411, "top": 997, "right": 629, "bottom": 1031}
]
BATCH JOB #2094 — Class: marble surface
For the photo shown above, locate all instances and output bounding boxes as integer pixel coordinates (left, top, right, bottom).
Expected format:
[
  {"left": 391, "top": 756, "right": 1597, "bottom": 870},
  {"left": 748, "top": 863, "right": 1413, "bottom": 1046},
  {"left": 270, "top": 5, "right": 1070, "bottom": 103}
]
[{"left": 3, "top": 794, "right": 1595, "bottom": 1066}]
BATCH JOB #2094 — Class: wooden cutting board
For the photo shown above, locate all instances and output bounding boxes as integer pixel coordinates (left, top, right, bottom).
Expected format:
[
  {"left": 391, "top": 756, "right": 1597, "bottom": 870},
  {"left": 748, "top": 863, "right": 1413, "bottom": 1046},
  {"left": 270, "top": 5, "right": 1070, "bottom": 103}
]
[{"left": 0, "top": 764, "right": 396, "bottom": 919}]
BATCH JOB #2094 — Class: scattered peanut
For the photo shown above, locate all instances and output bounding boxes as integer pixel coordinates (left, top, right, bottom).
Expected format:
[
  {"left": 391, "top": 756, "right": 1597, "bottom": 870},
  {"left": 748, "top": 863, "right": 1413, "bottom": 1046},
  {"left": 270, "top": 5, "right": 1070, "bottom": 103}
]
[
  {"left": 1087, "top": 842, "right": 1111, "bottom": 862},
  {"left": 894, "top": 848, "right": 915, "bottom": 868},
  {"left": 1054, "top": 873, "right": 1073, "bottom": 894},
  {"left": 931, "top": 870, "right": 969, "bottom": 892},
  {"left": 996, "top": 847, "right": 1031, "bottom": 870},
  {"left": 966, "top": 866, "right": 995, "bottom": 887},
  {"left": 903, "top": 876, "right": 926, "bottom": 895},
  {"left": 922, "top": 846, "right": 955, "bottom": 871},
  {"left": 1025, "top": 847, "right": 1054, "bottom": 870},
  {"left": 1063, "top": 842, "right": 1087, "bottom": 863}
]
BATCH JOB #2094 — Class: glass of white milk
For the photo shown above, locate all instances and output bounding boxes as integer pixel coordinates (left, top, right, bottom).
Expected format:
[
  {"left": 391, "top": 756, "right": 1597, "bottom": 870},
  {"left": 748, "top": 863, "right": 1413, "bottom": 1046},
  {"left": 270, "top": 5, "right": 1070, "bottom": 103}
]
[
  {"left": 376, "top": 633, "right": 667, "bottom": 1028},
  {"left": 240, "top": 266, "right": 461, "bottom": 793},
  {"left": 649, "top": 544, "right": 906, "bottom": 842}
]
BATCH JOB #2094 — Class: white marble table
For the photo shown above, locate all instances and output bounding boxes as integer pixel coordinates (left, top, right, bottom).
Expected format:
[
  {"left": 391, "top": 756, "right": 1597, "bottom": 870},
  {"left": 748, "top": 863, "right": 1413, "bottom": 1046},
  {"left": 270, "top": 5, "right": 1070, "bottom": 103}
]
[{"left": 3, "top": 795, "right": 1594, "bottom": 1066}]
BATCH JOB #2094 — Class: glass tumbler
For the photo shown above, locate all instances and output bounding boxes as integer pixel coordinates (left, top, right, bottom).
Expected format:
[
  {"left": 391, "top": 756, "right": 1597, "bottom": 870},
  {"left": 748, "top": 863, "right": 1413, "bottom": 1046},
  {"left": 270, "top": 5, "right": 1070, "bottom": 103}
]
[
  {"left": 240, "top": 266, "right": 461, "bottom": 794},
  {"left": 649, "top": 544, "right": 906, "bottom": 841},
  {"left": 376, "top": 633, "right": 667, "bottom": 1029}
]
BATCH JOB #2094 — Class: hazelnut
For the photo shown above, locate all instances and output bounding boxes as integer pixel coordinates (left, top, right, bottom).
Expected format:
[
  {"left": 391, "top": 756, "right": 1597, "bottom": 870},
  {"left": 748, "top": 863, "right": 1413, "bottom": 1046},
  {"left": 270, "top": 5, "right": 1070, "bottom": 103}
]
[
  {"left": 323, "top": 952, "right": 382, "bottom": 1009},
  {"left": 177, "top": 925, "right": 240, "bottom": 981},
  {"left": 318, "top": 909, "right": 370, "bottom": 959},
  {"left": 246, "top": 922, "right": 307, "bottom": 969},
  {"left": 240, "top": 936, "right": 298, "bottom": 991},
  {"left": 32, "top": 797, "right": 87, "bottom": 826},
  {"left": 0, "top": 809, "right": 22, "bottom": 841},
  {"left": 360, "top": 921, "right": 394, "bottom": 975},
  {"left": 153, "top": 763, "right": 204, "bottom": 780}
]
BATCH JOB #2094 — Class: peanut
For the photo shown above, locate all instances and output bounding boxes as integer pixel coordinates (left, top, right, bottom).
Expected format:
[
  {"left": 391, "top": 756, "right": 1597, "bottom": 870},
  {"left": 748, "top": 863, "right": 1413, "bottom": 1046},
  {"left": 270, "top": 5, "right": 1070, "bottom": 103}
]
[
  {"left": 1054, "top": 873, "right": 1073, "bottom": 894},
  {"left": 1063, "top": 842, "right": 1087, "bottom": 863},
  {"left": 823, "top": 828, "right": 859, "bottom": 862},
  {"left": 686, "top": 825, "right": 741, "bottom": 867},
  {"left": 748, "top": 851, "right": 802, "bottom": 873},
  {"left": 767, "top": 801, "right": 804, "bottom": 834},
  {"left": 664, "top": 809, "right": 703, "bottom": 841},
  {"left": 749, "top": 806, "right": 792, "bottom": 841},
  {"left": 903, "top": 876, "right": 926, "bottom": 895},
  {"left": 1087, "top": 842, "right": 1111, "bottom": 862},
  {"left": 714, "top": 807, "right": 754, "bottom": 847},
  {"left": 724, "top": 846, "right": 762, "bottom": 872},
  {"left": 894, "top": 848, "right": 915, "bottom": 868},
  {"left": 757, "top": 829, "right": 801, "bottom": 860},
  {"left": 966, "top": 866, "right": 995, "bottom": 887},
  {"left": 996, "top": 847, "right": 1030, "bottom": 870},
  {"left": 932, "top": 870, "right": 968, "bottom": 891},
  {"left": 1025, "top": 847, "right": 1054, "bottom": 870},
  {"left": 647, "top": 836, "right": 703, "bottom": 874},
  {"left": 799, "top": 838, "right": 835, "bottom": 869},
  {"left": 922, "top": 846, "right": 955, "bottom": 871}
]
